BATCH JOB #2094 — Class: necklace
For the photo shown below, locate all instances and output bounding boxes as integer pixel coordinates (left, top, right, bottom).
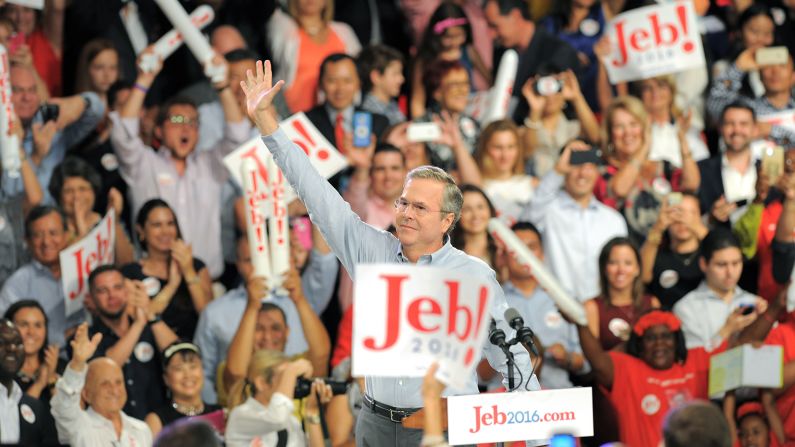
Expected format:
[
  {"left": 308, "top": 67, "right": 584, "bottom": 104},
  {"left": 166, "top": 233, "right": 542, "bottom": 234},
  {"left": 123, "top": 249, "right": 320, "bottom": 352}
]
[
  {"left": 673, "top": 249, "right": 698, "bottom": 266},
  {"left": 172, "top": 400, "right": 204, "bottom": 416}
]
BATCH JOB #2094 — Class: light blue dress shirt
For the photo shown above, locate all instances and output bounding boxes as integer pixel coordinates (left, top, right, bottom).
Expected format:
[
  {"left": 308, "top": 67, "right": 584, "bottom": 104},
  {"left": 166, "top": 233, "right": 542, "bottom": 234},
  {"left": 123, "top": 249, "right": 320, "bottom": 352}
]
[
  {"left": 195, "top": 249, "right": 339, "bottom": 403},
  {"left": 520, "top": 170, "right": 628, "bottom": 302},
  {"left": 261, "top": 128, "right": 540, "bottom": 408},
  {"left": 1, "top": 92, "right": 105, "bottom": 202},
  {"left": 503, "top": 282, "right": 589, "bottom": 390},
  {"left": 0, "top": 261, "right": 87, "bottom": 347}
]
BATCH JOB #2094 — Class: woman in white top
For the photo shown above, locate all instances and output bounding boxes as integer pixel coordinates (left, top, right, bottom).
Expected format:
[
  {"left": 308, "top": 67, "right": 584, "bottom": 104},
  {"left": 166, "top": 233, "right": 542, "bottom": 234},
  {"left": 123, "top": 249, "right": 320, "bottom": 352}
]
[
  {"left": 475, "top": 119, "right": 537, "bottom": 225},
  {"left": 225, "top": 350, "right": 332, "bottom": 447}
]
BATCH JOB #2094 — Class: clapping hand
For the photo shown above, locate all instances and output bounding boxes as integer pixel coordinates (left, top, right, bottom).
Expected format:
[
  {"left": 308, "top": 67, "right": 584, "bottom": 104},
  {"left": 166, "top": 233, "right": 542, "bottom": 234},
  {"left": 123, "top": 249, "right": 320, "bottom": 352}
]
[{"left": 69, "top": 323, "right": 102, "bottom": 372}]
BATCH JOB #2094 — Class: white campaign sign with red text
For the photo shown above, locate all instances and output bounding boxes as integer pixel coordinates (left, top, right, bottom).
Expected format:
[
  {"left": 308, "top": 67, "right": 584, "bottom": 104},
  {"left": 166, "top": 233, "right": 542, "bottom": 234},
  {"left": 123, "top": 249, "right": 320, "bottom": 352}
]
[
  {"left": 603, "top": 2, "right": 705, "bottom": 83},
  {"left": 352, "top": 264, "right": 493, "bottom": 388},
  {"left": 60, "top": 210, "right": 116, "bottom": 316},
  {"left": 447, "top": 388, "right": 593, "bottom": 445},
  {"left": 758, "top": 110, "right": 795, "bottom": 134},
  {"left": 224, "top": 112, "right": 348, "bottom": 204}
]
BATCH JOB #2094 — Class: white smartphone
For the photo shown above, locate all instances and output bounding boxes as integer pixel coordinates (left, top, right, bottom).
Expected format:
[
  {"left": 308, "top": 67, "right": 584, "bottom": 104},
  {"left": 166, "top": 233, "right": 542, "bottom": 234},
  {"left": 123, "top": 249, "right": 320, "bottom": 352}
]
[
  {"left": 756, "top": 46, "right": 789, "bottom": 66},
  {"left": 407, "top": 122, "right": 442, "bottom": 143}
]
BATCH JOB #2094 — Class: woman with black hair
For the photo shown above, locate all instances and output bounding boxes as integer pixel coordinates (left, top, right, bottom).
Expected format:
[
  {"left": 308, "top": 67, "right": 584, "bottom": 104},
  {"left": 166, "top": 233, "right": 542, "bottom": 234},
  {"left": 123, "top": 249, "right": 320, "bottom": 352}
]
[
  {"left": 121, "top": 198, "right": 212, "bottom": 339},
  {"left": 49, "top": 156, "right": 134, "bottom": 264},
  {"left": 3, "top": 300, "right": 64, "bottom": 403}
]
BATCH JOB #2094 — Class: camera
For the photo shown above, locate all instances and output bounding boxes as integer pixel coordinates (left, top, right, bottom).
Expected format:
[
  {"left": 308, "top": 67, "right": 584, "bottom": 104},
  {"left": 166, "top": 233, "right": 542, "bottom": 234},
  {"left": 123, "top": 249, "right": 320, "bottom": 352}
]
[
  {"left": 534, "top": 76, "right": 563, "bottom": 96},
  {"left": 37, "top": 103, "right": 60, "bottom": 123},
  {"left": 294, "top": 377, "right": 348, "bottom": 399}
]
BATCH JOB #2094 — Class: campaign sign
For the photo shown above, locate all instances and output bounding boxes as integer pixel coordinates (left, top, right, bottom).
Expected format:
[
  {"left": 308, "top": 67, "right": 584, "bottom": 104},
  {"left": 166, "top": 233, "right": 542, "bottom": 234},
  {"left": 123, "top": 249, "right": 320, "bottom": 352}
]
[
  {"left": 60, "top": 210, "right": 116, "bottom": 316},
  {"left": 447, "top": 388, "right": 593, "bottom": 445},
  {"left": 223, "top": 112, "right": 348, "bottom": 203},
  {"left": 352, "top": 264, "right": 494, "bottom": 388},
  {"left": 603, "top": 2, "right": 705, "bottom": 83},
  {"left": 7, "top": 0, "right": 43, "bottom": 9}
]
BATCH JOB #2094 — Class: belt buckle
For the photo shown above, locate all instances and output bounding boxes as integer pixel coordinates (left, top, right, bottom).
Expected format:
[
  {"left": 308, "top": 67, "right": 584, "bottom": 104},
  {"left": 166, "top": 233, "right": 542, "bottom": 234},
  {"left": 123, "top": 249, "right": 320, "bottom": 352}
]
[{"left": 389, "top": 408, "right": 404, "bottom": 423}]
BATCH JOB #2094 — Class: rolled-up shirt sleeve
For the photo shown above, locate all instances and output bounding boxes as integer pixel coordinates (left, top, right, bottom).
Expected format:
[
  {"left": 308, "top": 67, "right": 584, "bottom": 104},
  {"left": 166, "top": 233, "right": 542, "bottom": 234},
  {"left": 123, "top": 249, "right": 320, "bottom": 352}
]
[
  {"left": 50, "top": 365, "right": 87, "bottom": 444},
  {"left": 109, "top": 111, "right": 146, "bottom": 183}
]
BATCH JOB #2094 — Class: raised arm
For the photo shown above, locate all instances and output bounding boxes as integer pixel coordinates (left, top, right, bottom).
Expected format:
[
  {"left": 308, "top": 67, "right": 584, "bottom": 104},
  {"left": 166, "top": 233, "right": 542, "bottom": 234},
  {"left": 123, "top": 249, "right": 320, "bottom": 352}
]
[
  {"left": 561, "top": 70, "right": 600, "bottom": 144},
  {"left": 677, "top": 112, "right": 700, "bottom": 192},
  {"left": 43, "top": 0, "right": 66, "bottom": 58},
  {"left": 223, "top": 276, "right": 267, "bottom": 392},
  {"left": 641, "top": 203, "right": 671, "bottom": 283},
  {"left": 575, "top": 322, "right": 614, "bottom": 389},
  {"left": 283, "top": 267, "right": 330, "bottom": 376},
  {"left": 241, "top": 60, "right": 395, "bottom": 276}
]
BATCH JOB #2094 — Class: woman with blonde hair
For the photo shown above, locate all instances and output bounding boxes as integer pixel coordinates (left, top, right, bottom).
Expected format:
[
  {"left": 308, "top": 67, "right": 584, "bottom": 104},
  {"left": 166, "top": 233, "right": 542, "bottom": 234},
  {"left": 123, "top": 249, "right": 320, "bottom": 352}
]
[
  {"left": 595, "top": 95, "right": 700, "bottom": 244},
  {"left": 267, "top": 0, "right": 361, "bottom": 113},
  {"left": 633, "top": 75, "right": 709, "bottom": 168},
  {"left": 475, "top": 119, "right": 537, "bottom": 224},
  {"left": 225, "top": 350, "right": 332, "bottom": 447}
]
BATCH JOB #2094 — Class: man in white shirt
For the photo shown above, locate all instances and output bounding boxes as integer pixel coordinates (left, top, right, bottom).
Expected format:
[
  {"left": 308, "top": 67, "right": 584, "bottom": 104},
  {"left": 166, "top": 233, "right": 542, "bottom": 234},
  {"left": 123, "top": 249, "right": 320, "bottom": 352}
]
[
  {"left": 520, "top": 141, "right": 628, "bottom": 302},
  {"left": 673, "top": 229, "right": 766, "bottom": 349},
  {"left": 51, "top": 323, "right": 152, "bottom": 447}
]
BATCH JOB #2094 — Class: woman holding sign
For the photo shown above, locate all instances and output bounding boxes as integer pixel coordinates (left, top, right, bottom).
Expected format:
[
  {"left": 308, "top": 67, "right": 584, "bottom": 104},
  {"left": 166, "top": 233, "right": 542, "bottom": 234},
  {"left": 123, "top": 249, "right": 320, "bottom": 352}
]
[{"left": 122, "top": 198, "right": 212, "bottom": 339}]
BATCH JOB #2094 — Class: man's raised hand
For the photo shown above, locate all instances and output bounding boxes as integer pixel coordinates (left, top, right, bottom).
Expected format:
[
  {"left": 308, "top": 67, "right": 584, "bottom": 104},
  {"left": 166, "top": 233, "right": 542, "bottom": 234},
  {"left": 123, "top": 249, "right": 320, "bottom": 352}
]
[
  {"left": 69, "top": 323, "right": 102, "bottom": 372},
  {"left": 240, "top": 60, "right": 284, "bottom": 135}
]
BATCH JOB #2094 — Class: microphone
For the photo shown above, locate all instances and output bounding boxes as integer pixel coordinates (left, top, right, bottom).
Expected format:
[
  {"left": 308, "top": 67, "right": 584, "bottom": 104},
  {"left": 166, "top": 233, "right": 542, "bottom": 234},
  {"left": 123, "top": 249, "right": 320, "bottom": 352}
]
[
  {"left": 504, "top": 308, "right": 539, "bottom": 357},
  {"left": 488, "top": 318, "right": 507, "bottom": 348}
]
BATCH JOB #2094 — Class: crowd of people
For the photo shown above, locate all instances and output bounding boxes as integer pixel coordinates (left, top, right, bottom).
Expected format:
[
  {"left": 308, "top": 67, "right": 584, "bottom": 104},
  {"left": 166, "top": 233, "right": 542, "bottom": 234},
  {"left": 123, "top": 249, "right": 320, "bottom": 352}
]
[{"left": 0, "top": 0, "right": 795, "bottom": 446}]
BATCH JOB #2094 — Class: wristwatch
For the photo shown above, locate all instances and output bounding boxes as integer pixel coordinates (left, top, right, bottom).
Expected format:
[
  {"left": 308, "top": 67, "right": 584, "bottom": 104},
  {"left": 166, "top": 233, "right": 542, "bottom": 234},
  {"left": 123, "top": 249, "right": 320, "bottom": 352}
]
[
  {"left": 304, "top": 413, "right": 321, "bottom": 425},
  {"left": 148, "top": 314, "right": 163, "bottom": 325}
]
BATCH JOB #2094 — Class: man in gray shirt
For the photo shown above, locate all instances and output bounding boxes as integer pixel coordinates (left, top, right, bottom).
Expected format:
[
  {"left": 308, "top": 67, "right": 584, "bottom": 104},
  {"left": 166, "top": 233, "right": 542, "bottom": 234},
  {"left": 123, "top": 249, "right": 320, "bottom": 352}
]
[{"left": 240, "top": 61, "right": 541, "bottom": 446}]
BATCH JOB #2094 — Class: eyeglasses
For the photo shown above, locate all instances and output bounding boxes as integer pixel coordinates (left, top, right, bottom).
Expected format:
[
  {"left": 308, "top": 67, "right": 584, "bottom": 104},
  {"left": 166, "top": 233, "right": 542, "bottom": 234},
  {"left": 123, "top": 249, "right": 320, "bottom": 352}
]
[
  {"left": 168, "top": 115, "right": 199, "bottom": 127},
  {"left": 394, "top": 198, "right": 450, "bottom": 217}
]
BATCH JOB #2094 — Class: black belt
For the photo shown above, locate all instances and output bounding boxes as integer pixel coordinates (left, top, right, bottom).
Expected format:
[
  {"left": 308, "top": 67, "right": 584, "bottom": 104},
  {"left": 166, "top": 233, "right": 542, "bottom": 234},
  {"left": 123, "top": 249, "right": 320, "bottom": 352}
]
[{"left": 362, "top": 394, "right": 421, "bottom": 423}]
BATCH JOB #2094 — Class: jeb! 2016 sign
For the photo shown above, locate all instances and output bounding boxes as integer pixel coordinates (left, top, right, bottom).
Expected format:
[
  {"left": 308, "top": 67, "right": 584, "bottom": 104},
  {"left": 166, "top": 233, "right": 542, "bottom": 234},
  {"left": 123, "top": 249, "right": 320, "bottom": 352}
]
[
  {"left": 352, "top": 264, "right": 494, "bottom": 388},
  {"left": 603, "top": 2, "right": 706, "bottom": 84}
]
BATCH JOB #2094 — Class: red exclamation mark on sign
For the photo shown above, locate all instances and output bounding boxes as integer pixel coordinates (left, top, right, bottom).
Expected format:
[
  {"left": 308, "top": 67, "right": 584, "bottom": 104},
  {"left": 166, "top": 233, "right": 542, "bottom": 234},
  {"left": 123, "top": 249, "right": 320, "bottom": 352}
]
[
  {"left": 292, "top": 119, "right": 330, "bottom": 160},
  {"left": 277, "top": 219, "right": 284, "bottom": 244},
  {"left": 677, "top": 5, "right": 694, "bottom": 53},
  {"left": 464, "top": 285, "right": 490, "bottom": 366},
  {"left": 255, "top": 227, "right": 265, "bottom": 252}
]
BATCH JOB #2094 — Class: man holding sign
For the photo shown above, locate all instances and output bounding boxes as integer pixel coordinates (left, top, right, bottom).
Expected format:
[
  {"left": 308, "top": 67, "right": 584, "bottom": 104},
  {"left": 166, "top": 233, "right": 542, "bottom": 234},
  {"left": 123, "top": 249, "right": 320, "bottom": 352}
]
[{"left": 240, "top": 61, "right": 541, "bottom": 446}]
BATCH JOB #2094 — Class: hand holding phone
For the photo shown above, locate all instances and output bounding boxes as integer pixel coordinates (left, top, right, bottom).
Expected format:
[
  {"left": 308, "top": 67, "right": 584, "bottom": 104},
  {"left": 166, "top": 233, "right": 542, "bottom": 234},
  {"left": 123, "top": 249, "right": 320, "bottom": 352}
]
[{"left": 352, "top": 112, "right": 372, "bottom": 148}]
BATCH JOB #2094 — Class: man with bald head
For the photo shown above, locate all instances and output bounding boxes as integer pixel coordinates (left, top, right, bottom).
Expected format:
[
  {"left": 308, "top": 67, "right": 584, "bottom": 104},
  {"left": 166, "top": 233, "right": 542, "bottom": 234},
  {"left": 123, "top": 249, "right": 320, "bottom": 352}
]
[
  {"left": 51, "top": 322, "right": 153, "bottom": 446},
  {"left": 4, "top": 64, "right": 104, "bottom": 199},
  {"left": 0, "top": 319, "right": 57, "bottom": 444}
]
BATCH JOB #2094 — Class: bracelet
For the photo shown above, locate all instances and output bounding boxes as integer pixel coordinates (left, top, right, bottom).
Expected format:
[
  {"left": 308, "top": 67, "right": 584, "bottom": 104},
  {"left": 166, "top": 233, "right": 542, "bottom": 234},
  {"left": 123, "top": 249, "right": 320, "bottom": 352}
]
[
  {"left": 215, "top": 84, "right": 230, "bottom": 92},
  {"left": 304, "top": 413, "right": 321, "bottom": 425},
  {"left": 523, "top": 117, "right": 542, "bottom": 130},
  {"left": 148, "top": 314, "right": 162, "bottom": 325},
  {"left": 134, "top": 83, "right": 149, "bottom": 94},
  {"left": 646, "top": 231, "right": 663, "bottom": 246}
]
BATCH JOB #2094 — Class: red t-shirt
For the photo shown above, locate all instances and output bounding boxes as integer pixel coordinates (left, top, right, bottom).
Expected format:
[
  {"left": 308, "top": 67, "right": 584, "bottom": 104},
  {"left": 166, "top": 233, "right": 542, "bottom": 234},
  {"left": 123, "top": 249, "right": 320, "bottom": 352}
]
[
  {"left": 331, "top": 304, "right": 353, "bottom": 368},
  {"left": 607, "top": 346, "right": 720, "bottom": 447},
  {"left": 765, "top": 321, "right": 795, "bottom": 444},
  {"left": 27, "top": 29, "right": 61, "bottom": 97}
]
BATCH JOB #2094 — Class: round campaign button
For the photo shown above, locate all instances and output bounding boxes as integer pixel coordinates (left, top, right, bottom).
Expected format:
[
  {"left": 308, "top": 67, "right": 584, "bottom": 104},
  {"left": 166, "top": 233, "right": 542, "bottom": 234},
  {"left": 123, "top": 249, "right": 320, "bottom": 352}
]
[
  {"left": 659, "top": 269, "right": 679, "bottom": 289},
  {"left": 641, "top": 394, "right": 661, "bottom": 415},
  {"left": 142, "top": 277, "right": 161, "bottom": 297},
  {"left": 580, "top": 18, "right": 600, "bottom": 37},
  {"left": 20, "top": 403, "right": 35, "bottom": 424},
  {"left": 608, "top": 317, "right": 631, "bottom": 341},
  {"left": 101, "top": 153, "right": 119, "bottom": 171},
  {"left": 134, "top": 341, "right": 154, "bottom": 363},
  {"left": 652, "top": 177, "right": 672, "bottom": 196},
  {"left": 544, "top": 310, "right": 563, "bottom": 328}
]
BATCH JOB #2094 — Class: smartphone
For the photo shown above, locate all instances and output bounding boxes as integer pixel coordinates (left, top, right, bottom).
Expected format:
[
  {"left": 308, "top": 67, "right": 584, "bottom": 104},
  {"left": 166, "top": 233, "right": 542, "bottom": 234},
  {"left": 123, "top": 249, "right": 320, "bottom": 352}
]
[
  {"left": 569, "top": 147, "right": 602, "bottom": 166},
  {"left": 756, "top": 46, "right": 789, "bottom": 66},
  {"left": 735, "top": 199, "right": 749, "bottom": 208},
  {"left": 667, "top": 192, "right": 683, "bottom": 207},
  {"left": 739, "top": 304, "right": 756, "bottom": 316},
  {"left": 37, "top": 103, "right": 59, "bottom": 123},
  {"left": 7, "top": 32, "right": 25, "bottom": 54},
  {"left": 762, "top": 145, "right": 785, "bottom": 185},
  {"left": 291, "top": 216, "right": 313, "bottom": 251},
  {"left": 550, "top": 434, "right": 576, "bottom": 447},
  {"left": 352, "top": 111, "right": 372, "bottom": 148},
  {"left": 535, "top": 75, "right": 563, "bottom": 96},
  {"left": 407, "top": 122, "right": 441, "bottom": 143}
]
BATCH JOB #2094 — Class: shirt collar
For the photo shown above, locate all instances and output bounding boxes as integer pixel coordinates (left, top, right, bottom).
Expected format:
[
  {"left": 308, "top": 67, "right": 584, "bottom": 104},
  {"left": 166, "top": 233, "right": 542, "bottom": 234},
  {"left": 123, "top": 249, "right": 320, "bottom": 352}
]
[
  {"left": 559, "top": 191, "right": 598, "bottom": 210},
  {"left": 397, "top": 235, "right": 453, "bottom": 264},
  {"left": 0, "top": 381, "right": 23, "bottom": 405},
  {"left": 326, "top": 104, "right": 354, "bottom": 126},
  {"left": 694, "top": 280, "right": 745, "bottom": 300},
  {"left": 30, "top": 260, "right": 57, "bottom": 279}
]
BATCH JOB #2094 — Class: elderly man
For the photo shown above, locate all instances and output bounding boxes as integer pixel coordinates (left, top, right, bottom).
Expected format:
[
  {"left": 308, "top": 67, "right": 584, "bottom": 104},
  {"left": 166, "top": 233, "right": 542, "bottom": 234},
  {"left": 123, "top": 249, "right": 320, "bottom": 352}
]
[
  {"left": 83, "top": 265, "right": 178, "bottom": 420},
  {"left": 240, "top": 61, "right": 542, "bottom": 446},
  {"left": 0, "top": 319, "right": 57, "bottom": 445},
  {"left": 0, "top": 205, "right": 85, "bottom": 346},
  {"left": 4, "top": 64, "right": 105, "bottom": 199},
  {"left": 51, "top": 322, "right": 152, "bottom": 446}
]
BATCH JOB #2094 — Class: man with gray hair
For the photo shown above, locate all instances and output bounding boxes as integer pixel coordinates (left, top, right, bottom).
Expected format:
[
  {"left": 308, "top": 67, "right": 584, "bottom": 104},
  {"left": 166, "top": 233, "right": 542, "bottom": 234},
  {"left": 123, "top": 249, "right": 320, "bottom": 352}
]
[{"left": 240, "top": 61, "right": 542, "bottom": 447}]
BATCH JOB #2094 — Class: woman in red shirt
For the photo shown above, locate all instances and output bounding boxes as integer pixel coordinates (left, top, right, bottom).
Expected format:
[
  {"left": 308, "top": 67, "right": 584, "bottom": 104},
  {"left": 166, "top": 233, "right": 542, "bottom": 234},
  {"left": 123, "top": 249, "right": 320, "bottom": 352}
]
[
  {"left": 3, "top": 1, "right": 63, "bottom": 96},
  {"left": 575, "top": 308, "right": 782, "bottom": 446}
]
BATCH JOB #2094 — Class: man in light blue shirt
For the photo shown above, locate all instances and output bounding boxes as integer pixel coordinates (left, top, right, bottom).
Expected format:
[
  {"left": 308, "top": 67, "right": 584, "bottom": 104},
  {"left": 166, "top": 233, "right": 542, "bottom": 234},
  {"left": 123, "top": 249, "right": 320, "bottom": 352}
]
[
  {"left": 501, "top": 222, "right": 588, "bottom": 390},
  {"left": 0, "top": 206, "right": 86, "bottom": 347},
  {"left": 194, "top": 235, "right": 338, "bottom": 403},
  {"left": 520, "top": 142, "right": 628, "bottom": 303},
  {"left": 240, "top": 60, "right": 541, "bottom": 447}
]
